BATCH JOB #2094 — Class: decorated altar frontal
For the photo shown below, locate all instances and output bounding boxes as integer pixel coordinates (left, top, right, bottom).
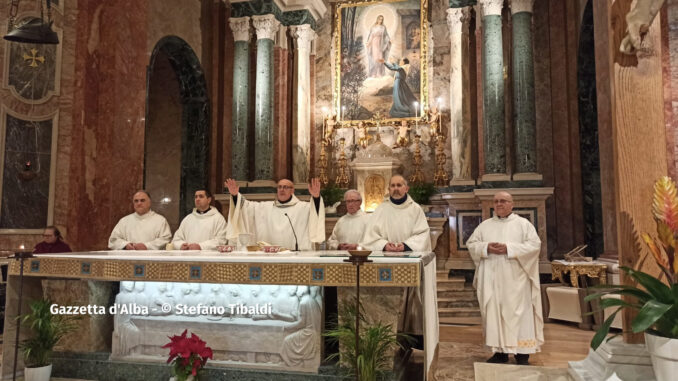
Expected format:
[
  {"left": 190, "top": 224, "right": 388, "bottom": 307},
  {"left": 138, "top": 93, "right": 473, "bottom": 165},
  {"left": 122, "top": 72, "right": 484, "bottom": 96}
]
[{"left": 1, "top": 250, "right": 439, "bottom": 380}]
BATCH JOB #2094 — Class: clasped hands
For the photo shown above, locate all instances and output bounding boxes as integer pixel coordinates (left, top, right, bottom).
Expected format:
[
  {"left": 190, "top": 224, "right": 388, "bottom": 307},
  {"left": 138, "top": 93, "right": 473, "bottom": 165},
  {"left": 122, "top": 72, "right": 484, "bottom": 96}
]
[
  {"left": 487, "top": 242, "right": 508, "bottom": 255},
  {"left": 180, "top": 243, "right": 202, "bottom": 250},
  {"left": 338, "top": 243, "right": 359, "bottom": 250},
  {"left": 384, "top": 242, "right": 405, "bottom": 252},
  {"left": 124, "top": 243, "right": 147, "bottom": 250}
]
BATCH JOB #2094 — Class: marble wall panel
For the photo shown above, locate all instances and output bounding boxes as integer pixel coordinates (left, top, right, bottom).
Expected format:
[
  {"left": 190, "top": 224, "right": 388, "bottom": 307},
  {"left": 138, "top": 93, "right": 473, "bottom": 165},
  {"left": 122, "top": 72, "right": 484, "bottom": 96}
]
[
  {"left": 148, "top": 0, "right": 203, "bottom": 59},
  {"left": 0, "top": 112, "right": 55, "bottom": 229},
  {"left": 5, "top": 37, "right": 59, "bottom": 102}
]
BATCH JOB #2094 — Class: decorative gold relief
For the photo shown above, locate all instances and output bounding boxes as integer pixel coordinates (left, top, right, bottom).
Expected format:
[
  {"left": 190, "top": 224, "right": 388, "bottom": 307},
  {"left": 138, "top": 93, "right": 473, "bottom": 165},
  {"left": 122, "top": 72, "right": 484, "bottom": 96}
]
[{"left": 23, "top": 48, "right": 45, "bottom": 68}]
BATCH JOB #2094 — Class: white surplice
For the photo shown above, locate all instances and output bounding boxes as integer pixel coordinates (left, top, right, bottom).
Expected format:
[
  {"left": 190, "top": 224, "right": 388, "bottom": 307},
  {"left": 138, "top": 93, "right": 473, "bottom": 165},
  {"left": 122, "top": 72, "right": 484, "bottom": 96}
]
[
  {"left": 466, "top": 213, "right": 544, "bottom": 354},
  {"left": 171, "top": 207, "right": 228, "bottom": 251},
  {"left": 360, "top": 195, "right": 431, "bottom": 252},
  {"left": 226, "top": 194, "right": 325, "bottom": 251},
  {"left": 108, "top": 211, "right": 172, "bottom": 250},
  {"left": 327, "top": 210, "right": 369, "bottom": 249}
]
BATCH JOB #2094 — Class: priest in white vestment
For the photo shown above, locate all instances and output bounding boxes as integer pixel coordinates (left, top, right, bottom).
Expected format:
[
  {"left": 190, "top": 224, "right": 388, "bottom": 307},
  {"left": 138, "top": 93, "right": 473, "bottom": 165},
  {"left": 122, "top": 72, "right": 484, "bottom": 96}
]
[
  {"left": 172, "top": 189, "right": 228, "bottom": 250},
  {"left": 361, "top": 175, "right": 431, "bottom": 252},
  {"left": 327, "top": 189, "right": 369, "bottom": 250},
  {"left": 466, "top": 191, "right": 544, "bottom": 365},
  {"left": 224, "top": 178, "right": 325, "bottom": 251},
  {"left": 108, "top": 190, "right": 172, "bottom": 250}
]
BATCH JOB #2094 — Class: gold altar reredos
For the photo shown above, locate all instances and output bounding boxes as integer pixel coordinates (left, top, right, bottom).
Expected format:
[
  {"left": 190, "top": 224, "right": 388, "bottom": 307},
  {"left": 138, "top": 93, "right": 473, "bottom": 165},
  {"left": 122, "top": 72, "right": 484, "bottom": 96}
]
[
  {"left": 9, "top": 256, "right": 421, "bottom": 287},
  {"left": 333, "top": 0, "right": 430, "bottom": 128}
]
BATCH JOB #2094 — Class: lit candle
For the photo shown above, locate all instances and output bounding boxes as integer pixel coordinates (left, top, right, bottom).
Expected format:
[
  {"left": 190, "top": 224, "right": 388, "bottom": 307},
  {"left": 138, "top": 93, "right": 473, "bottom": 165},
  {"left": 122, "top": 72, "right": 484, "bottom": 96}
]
[
  {"left": 341, "top": 105, "right": 347, "bottom": 121},
  {"left": 413, "top": 101, "right": 419, "bottom": 132},
  {"left": 19, "top": 244, "right": 25, "bottom": 250}
]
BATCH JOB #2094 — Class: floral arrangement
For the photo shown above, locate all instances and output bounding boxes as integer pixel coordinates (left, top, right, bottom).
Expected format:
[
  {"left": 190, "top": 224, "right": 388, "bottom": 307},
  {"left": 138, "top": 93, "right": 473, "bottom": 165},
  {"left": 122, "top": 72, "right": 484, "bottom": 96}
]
[
  {"left": 586, "top": 176, "right": 678, "bottom": 348},
  {"left": 163, "top": 330, "right": 213, "bottom": 381}
]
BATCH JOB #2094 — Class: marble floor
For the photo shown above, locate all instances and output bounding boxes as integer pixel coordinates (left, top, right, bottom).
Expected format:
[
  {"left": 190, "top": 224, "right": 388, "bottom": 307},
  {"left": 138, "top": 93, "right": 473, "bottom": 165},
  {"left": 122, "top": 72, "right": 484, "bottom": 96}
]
[{"left": 434, "top": 322, "right": 595, "bottom": 381}]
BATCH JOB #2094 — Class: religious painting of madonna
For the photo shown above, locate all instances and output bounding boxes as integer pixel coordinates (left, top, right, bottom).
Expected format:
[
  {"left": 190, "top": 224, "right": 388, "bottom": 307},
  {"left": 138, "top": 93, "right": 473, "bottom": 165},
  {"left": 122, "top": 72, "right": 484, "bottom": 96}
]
[{"left": 334, "top": 0, "right": 428, "bottom": 123}]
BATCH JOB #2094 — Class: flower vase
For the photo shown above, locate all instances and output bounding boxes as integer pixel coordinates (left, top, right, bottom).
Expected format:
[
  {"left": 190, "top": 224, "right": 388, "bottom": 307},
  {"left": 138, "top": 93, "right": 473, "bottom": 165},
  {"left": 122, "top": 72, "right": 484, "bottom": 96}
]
[{"left": 645, "top": 332, "right": 678, "bottom": 381}]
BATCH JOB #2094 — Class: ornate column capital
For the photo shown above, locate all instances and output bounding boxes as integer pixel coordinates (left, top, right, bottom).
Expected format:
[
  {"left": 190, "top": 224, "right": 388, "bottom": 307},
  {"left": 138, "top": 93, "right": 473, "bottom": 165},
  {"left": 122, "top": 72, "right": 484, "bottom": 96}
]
[
  {"left": 478, "top": 0, "right": 503, "bottom": 16},
  {"left": 289, "top": 24, "right": 316, "bottom": 52},
  {"left": 446, "top": 8, "right": 469, "bottom": 33},
  {"left": 229, "top": 16, "right": 251, "bottom": 42},
  {"left": 252, "top": 14, "right": 281, "bottom": 41},
  {"left": 509, "top": 0, "right": 535, "bottom": 14}
]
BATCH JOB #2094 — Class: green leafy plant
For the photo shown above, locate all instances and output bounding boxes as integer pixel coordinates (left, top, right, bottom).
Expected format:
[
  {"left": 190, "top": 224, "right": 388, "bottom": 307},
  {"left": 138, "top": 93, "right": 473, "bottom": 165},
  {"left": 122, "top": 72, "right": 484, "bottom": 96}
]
[
  {"left": 408, "top": 182, "right": 437, "bottom": 205},
  {"left": 19, "top": 299, "right": 79, "bottom": 368},
  {"left": 585, "top": 176, "right": 678, "bottom": 349},
  {"left": 321, "top": 183, "right": 346, "bottom": 206},
  {"left": 324, "top": 298, "right": 409, "bottom": 381}
]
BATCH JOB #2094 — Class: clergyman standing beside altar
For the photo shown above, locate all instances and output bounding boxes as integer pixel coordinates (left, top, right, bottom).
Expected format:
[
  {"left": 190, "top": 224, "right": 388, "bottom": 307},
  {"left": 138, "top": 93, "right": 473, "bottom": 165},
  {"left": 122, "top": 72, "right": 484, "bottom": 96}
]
[
  {"left": 326, "top": 189, "right": 369, "bottom": 250},
  {"left": 108, "top": 190, "right": 172, "bottom": 250},
  {"left": 224, "top": 178, "right": 325, "bottom": 251},
  {"left": 172, "top": 189, "right": 228, "bottom": 251}
]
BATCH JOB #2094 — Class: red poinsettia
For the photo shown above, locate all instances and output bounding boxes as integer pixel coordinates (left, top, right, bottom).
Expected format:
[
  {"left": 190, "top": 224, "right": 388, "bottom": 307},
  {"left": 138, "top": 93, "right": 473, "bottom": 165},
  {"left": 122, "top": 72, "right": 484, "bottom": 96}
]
[{"left": 162, "top": 330, "right": 213, "bottom": 380}]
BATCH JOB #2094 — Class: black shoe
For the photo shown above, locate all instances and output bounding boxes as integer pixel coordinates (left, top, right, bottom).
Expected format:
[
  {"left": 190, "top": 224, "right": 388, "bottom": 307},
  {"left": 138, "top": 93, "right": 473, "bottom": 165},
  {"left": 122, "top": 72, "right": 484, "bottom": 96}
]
[
  {"left": 486, "top": 352, "right": 509, "bottom": 363},
  {"left": 515, "top": 354, "right": 530, "bottom": 365}
]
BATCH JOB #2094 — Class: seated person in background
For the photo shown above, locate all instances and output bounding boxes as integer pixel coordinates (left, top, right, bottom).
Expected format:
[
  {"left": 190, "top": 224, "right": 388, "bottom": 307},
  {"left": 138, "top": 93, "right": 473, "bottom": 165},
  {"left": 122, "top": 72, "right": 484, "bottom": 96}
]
[
  {"left": 224, "top": 178, "right": 325, "bottom": 251},
  {"left": 172, "top": 189, "right": 228, "bottom": 250},
  {"left": 327, "top": 189, "right": 369, "bottom": 250},
  {"left": 108, "top": 190, "right": 172, "bottom": 250},
  {"left": 361, "top": 175, "right": 431, "bottom": 252},
  {"left": 34, "top": 226, "right": 72, "bottom": 254}
]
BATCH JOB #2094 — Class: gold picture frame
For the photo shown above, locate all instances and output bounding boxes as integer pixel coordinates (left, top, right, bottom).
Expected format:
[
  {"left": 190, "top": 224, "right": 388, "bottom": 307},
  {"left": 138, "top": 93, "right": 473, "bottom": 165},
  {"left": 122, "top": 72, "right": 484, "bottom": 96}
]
[{"left": 333, "top": 0, "right": 429, "bottom": 128}]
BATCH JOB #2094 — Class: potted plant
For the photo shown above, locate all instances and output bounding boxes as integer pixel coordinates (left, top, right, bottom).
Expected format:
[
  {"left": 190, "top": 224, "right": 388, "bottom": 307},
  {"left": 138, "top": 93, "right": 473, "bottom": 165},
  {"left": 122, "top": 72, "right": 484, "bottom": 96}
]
[
  {"left": 407, "top": 182, "right": 437, "bottom": 211},
  {"left": 325, "top": 298, "right": 409, "bottom": 381},
  {"left": 586, "top": 176, "right": 678, "bottom": 381},
  {"left": 163, "top": 329, "right": 213, "bottom": 381},
  {"left": 321, "top": 183, "right": 346, "bottom": 215},
  {"left": 19, "top": 299, "right": 78, "bottom": 381}
]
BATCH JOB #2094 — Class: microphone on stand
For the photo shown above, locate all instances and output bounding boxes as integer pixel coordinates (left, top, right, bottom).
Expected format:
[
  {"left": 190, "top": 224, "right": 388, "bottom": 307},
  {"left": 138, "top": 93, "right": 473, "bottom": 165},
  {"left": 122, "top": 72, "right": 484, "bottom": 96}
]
[{"left": 284, "top": 213, "right": 299, "bottom": 252}]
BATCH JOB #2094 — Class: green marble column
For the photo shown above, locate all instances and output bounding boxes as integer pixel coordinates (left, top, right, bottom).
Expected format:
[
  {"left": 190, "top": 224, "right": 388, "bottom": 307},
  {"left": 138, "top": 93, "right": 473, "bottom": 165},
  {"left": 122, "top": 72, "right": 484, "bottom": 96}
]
[
  {"left": 252, "top": 14, "right": 280, "bottom": 180},
  {"left": 229, "top": 17, "right": 251, "bottom": 180},
  {"left": 511, "top": 0, "right": 537, "bottom": 173},
  {"left": 480, "top": 0, "right": 506, "bottom": 174}
]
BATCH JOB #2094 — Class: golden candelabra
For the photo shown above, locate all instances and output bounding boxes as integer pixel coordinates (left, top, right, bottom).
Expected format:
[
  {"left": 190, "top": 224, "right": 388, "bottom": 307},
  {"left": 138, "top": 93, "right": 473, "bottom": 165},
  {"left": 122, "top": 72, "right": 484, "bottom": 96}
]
[
  {"left": 429, "top": 107, "right": 448, "bottom": 186},
  {"left": 335, "top": 137, "right": 350, "bottom": 188},
  {"left": 409, "top": 134, "right": 425, "bottom": 184},
  {"left": 433, "top": 134, "right": 448, "bottom": 186},
  {"left": 318, "top": 115, "right": 337, "bottom": 186}
]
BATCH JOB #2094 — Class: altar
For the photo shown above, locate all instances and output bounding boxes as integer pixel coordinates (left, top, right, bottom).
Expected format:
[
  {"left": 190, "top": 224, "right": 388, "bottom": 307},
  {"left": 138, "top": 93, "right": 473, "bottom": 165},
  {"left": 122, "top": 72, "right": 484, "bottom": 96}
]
[{"left": 1, "top": 250, "right": 438, "bottom": 381}]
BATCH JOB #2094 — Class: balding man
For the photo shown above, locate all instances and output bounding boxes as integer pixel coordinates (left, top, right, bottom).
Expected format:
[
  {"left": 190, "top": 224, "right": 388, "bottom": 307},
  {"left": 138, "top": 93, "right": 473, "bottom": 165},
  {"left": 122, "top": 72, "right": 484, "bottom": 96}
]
[
  {"left": 108, "top": 190, "right": 172, "bottom": 250},
  {"left": 327, "top": 190, "right": 369, "bottom": 250},
  {"left": 361, "top": 175, "right": 431, "bottom": 252},
  {"left": 224, "top": 178, "right": 325, "bottom": 251},
  {"left": 466, "top": 191, "right": 543, "bottom": 365}
]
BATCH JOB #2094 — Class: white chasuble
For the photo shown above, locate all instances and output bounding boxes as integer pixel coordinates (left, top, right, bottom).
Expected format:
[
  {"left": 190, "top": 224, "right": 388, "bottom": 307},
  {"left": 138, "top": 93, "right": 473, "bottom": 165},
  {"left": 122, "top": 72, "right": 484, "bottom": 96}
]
[
  {"left": 226, "top": 194, "right": 325, "bottom": 251},
  {"left": 108, "top": 211, "right": 172, "bottom": 250},
  {"left": 327, "top": 210, "right": 369, "bottom": 249},
  {"left": 171, "top": 207, "right": 228, "bottom": 251},
  {"left": 466, "top": 213, "right": 544, "bottom": 354},
  {"left": 361, "top": 195, "right": 431, "bottom": 252}
]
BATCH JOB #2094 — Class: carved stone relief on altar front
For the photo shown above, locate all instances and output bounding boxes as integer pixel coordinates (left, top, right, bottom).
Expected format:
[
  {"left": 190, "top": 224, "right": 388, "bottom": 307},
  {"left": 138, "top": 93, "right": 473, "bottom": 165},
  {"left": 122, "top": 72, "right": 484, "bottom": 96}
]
[
  {"left": 111, "top": 282, "right": 322, "bottom": 372},
  {"left": 3, "top": 18, "right": 62, "bottom": 103}
]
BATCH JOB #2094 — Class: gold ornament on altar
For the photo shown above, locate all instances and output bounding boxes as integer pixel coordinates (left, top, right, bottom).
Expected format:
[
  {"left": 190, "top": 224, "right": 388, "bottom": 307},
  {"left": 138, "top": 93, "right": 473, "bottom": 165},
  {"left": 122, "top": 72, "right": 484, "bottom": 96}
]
[
  {"left": 395, "top": 120, "right": 410, "bottom": 148},
  {"left": 356, "top": 121, "right": 370, "bottom": 149},
  {"left": 318, "top": 112, "right": 337, "bottom": 186},
  {"left": 409, "top": 134, "right": 425, "bottom": 184},
  {"left": 335, "top": 137, "right": 350, "bottom": 188}
]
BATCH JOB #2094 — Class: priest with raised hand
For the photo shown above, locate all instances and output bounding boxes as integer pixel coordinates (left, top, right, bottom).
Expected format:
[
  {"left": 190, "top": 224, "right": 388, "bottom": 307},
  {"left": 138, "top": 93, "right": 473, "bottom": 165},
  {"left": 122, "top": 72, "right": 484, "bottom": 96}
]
[
  {"left": 466, "top": 191, "right": 543, "bottom": 365},
  {"left": 224, "top": 178, "right": 325, "bottom": 251},
  {"left": 361, "top": 175, "right": 431, "bottom": 252},
  {"left": 172, "top": 189, "right": 228, "bottom": 251},
  {"left": 327, "top": 189, "right": 369, "bottom": 250},
  {"left": 108, "top": 190, "right": 172, "bottom": 250}
]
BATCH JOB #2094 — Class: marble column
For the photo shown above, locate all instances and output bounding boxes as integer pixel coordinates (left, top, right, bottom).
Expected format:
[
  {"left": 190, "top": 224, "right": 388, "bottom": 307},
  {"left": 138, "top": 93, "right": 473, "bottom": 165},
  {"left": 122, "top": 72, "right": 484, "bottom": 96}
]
[
  {"left": 229, "top": 17, "right": 251, "bottom": 181},
  {"left": 252, "top": 14, "right": 280, "bottom": 180},
  {"left": 479, "top": 0, "right": 506, "bottom": 177},
  {"left": 289, "top": 24, "right": 316, "bottom": 184},
  {"left": 446, "top": 7, "right": 472, "bottom": 182},
  {"left": 510, "top": 0, "right": 538, "bottom": 175}
]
